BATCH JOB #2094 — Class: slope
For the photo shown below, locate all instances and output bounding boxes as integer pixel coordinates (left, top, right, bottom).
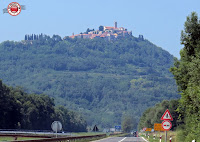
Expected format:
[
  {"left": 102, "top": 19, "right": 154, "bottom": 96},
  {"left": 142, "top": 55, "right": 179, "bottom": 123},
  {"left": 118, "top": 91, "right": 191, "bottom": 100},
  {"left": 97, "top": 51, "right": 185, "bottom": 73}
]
[{"left": 0, "top": 35, "right": 179, "bottom": 128}]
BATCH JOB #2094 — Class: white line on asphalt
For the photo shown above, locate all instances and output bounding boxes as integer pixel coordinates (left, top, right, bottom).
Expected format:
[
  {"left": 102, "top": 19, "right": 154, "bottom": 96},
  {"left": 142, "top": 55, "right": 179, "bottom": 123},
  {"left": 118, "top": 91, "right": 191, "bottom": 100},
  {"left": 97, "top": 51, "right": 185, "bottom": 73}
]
[
  {"left": 90, "top": 137, "right": 111, "bottom": 142},
  {"left": 118, "top": 137, "right": 127, "bottom": 142},
  {"left": 142, "top": 137, "right": 149, "bottom": 142}
]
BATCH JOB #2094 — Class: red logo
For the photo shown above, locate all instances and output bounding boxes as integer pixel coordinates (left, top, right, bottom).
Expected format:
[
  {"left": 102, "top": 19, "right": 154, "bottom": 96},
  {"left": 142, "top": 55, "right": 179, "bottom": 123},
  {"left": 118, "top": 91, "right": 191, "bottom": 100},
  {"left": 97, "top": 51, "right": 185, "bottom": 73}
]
[{"left": 7, "top": 2, "right": 21, "bottom": 16}]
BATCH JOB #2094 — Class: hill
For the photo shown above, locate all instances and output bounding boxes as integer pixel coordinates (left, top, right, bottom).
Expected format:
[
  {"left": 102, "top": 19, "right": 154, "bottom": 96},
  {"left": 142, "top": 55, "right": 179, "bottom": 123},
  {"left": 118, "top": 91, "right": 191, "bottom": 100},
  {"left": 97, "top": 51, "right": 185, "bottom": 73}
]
[{"left": 0, "top": 35, "right": 179, "bottom": 129}]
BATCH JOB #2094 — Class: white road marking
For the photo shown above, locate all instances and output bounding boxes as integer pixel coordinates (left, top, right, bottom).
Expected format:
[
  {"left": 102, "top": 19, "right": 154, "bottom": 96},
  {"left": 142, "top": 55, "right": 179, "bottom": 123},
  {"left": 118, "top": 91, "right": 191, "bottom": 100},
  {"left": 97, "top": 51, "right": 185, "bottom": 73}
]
[
  {"left": 142, "top": 137, "right": 149, "bottom": 142},
  {"left": 118, "top": 137, "right": 127, "bottom": 142}
]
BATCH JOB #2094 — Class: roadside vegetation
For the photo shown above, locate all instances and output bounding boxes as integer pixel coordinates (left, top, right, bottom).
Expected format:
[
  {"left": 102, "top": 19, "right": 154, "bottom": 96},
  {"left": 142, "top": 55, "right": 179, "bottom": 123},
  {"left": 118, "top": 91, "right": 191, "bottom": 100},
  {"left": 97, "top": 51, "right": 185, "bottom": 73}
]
[
  {"left": 0, "top": 80, "right": 87, "bottom": 131},
  {"left": 139, "top": 12, "right": 200, "bottom": 142},
  {"left": 140, "top": 131, "right": 177, "bottom": 142}
]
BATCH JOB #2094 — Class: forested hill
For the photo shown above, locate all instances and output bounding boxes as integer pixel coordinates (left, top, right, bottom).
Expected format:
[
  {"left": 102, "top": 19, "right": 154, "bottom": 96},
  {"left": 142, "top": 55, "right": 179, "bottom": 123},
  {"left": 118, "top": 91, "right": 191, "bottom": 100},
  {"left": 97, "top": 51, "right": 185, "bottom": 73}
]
[
  {"left": 0, "top": 80, "right": 87, "bottom": 131},
  {"left": 0, "top": 35, "right": 179, "bottom": 128}
]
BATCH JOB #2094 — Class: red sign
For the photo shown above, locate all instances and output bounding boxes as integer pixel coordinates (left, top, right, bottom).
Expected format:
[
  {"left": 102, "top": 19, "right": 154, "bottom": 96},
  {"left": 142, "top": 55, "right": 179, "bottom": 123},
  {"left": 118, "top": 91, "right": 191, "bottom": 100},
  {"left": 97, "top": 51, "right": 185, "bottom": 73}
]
[
  {"left": 161, "top": 109, "right": 173, "bottom": 121},
  {"left": 162, "top": 120, "right": 172, "bottom": 131},
  {"left": 7, "top": 2, "right": 21, "bottom": 16},
  {"left": 142, "top": 127, "right": 147, "bottom": 131}
]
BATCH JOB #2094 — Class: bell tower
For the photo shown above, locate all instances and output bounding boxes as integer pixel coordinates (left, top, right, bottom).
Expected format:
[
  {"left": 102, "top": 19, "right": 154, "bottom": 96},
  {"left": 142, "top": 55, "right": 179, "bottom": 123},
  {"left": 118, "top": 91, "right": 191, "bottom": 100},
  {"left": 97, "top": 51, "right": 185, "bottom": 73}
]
[{"left": 114, "top": 22, "right": 117, "bottom": 28}]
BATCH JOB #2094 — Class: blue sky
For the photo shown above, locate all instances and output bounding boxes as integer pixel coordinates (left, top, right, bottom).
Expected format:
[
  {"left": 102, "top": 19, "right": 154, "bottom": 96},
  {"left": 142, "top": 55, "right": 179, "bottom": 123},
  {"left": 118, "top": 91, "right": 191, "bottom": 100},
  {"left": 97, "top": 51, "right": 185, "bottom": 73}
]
[{"left": 0, "top": 0, "right": 200, "bottom": 58}]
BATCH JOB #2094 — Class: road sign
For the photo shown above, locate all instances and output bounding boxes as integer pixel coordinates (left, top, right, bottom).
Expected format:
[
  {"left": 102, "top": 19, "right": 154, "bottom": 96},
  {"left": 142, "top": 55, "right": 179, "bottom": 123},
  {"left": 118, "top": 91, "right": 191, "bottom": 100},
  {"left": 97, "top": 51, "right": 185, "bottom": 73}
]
[
  {"left": 161, "top": 109, "right": 173, "bottom": 121},
  {"left": 93, "top": 125, "right": 99, "bottom": 132},
  {"left": 115, "top": 125, "right": 121, "bottom": 130},
  {"left": 162, "top": 120, "right": 172, "bottom": 131},
  {"left": 145, "top": 128, "right": 152, "bottom": 131},
  {"left": 142, "top": 127, "right": 147, "bottom": 131},
  {"left": 154, "top": 123, "right": 165, "bottom": 131},
  {"left": 51, "top": 121, "right": 62, "bottom": 132}
]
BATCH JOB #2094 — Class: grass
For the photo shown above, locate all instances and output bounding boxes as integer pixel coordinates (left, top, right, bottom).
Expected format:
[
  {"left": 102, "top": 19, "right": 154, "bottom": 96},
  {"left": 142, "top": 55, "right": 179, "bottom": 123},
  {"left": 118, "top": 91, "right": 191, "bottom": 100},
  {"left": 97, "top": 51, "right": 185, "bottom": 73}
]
[
  {"left": 140, "top": 131, "right": 178, "bottom": 142},
  {"left": 0, "top": 133, "right": 125, "bottom": 142},
  {"left": 72, "top": 132, "right": 106, "bottom": 136},
  {"left": 0, "top": 136, "right": 41, "bottom": 141},
  {"left": 70, "top": 132, "right": 127, "bottom": 142}
]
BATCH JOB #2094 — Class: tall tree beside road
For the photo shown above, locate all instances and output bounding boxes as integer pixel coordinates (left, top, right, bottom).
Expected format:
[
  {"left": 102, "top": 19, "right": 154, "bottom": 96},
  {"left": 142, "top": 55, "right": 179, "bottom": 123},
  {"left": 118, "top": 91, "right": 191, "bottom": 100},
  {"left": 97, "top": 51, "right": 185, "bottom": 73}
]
[
  {"left": 0, "top": 81, "right": 21, "bottom": 129},
  {"left": 170, "top": 12, "right": 200, "bottom": 142},
  {"left": 122, "top": 116, "right": 136, "bottom": 132}
]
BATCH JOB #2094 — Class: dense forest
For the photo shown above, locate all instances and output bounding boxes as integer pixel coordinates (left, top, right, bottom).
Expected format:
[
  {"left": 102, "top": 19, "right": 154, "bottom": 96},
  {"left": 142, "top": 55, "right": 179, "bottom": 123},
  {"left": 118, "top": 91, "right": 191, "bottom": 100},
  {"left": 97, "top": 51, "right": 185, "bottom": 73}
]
[
  {"left": 139, "top": 12, "right": 200, "bottom": 141},
  {"left": 138, "top": 99, "right": 181, "bottom": 130},
  {"left": 0, "top": 80, "right": 87, "bottom": 131},
  {"left": 0, "top": 34, "right": 179, "bottom": 128}
]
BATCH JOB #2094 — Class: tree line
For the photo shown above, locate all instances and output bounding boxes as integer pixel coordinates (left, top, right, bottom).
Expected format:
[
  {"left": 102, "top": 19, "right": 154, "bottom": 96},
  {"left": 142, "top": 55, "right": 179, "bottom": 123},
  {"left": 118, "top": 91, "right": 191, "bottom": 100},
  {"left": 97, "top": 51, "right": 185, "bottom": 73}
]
[
  {"left": 25, "top": 34, "right": 62, "bottom": 42},
  {"left": 0, "top": 80, "right": 87, "bottom": 132},
  {"left": 138, "top": 100, "right": 181, "bottom": 131},
  {"left": 139, "top": 12, "right": 200, "bottom": 142}
]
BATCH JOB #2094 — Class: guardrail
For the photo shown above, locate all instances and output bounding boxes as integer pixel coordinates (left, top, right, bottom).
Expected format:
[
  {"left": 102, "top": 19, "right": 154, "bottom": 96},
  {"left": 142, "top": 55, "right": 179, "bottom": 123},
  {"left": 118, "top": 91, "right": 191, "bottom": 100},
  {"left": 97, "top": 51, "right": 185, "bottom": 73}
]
[
  {"left": 10, "top": 134, "right": 106, "bottom": 142},
  {"left": 0, "top": 134, "right": 51, "bottom": 138}
]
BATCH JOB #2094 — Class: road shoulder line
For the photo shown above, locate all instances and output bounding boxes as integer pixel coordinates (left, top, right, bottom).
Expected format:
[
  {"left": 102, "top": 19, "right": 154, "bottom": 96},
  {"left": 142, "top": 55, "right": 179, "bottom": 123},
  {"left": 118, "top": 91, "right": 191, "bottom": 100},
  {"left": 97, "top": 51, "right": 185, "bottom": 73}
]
[
  {"left": 90, "top": 137, "right": 113, "bottom": 142},
  {"left": 141, "top": 137, "right": 149, "bottom": 142}
]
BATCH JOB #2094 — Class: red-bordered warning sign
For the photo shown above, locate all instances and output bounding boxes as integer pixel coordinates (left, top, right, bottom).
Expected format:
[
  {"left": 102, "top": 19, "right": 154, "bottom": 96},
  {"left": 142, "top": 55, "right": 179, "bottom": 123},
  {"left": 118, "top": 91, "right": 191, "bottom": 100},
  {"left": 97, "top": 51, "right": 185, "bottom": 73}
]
[
  {"left": 161, "top": 109, "right": 173, "bottom": 121},
  {"left": 162, "top": 120, "right": 172, "bottom": 131}
]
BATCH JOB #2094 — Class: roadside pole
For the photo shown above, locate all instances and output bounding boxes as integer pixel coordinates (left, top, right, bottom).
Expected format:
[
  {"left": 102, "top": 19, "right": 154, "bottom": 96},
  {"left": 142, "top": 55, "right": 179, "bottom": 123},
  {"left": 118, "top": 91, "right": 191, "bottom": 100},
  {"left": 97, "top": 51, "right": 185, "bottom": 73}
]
[
  {"left": 160, "top": 109, "right": 173, "bottom": 142},
  {"left": 51, "top": 121, "right": 62, "bottom": 138},
  {"left": 170, "top": 136, "right": 172, "bottom": 142}
]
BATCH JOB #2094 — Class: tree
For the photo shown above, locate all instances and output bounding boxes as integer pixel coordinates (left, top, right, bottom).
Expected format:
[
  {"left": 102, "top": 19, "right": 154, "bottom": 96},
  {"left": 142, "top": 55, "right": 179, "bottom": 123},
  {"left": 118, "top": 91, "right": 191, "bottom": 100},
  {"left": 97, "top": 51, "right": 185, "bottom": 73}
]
[
  {"left": 86, "top": 28, "right": 90, "bottom": 34},
  {"left": 122, "top": 116, "right": 136, "bottom": 132},
  {"left": 25, "top": 35, "right": 27, "bottom": 40},
  {"left": 181, "top": 12, "right": 200, "bottom": 57},
  {"left": 170, "top": 12, "right": 200, "bottom": 142},
  {"left": 99, "top": 25, "right": 104, "bottom": 31},
  {"left": 0, "top": 80, "right": 21, "bottom": 129}
]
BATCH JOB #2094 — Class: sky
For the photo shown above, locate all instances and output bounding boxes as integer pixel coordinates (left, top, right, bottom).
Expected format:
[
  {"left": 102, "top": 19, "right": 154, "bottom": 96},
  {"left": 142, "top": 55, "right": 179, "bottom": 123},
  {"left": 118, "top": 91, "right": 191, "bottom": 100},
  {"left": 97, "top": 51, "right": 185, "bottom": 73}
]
[{"left": 0, "top": 0, "right": 200, "bottom": 58}]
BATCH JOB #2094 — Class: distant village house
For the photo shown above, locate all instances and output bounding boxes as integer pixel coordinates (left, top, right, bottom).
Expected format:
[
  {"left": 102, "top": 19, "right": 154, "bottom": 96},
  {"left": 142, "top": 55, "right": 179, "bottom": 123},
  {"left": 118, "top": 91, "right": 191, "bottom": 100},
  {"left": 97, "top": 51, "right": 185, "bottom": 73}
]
[{"left": 66, "top": 22, "right": 132, "bottom": 41}]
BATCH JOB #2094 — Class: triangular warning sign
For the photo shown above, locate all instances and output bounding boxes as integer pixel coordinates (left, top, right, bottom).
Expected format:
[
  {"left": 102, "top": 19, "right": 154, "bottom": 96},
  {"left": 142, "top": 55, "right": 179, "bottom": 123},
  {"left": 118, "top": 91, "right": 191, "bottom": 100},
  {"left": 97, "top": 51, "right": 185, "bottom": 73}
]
[{"left": 161, "top": 109, "right": 173, "bottom": 121}]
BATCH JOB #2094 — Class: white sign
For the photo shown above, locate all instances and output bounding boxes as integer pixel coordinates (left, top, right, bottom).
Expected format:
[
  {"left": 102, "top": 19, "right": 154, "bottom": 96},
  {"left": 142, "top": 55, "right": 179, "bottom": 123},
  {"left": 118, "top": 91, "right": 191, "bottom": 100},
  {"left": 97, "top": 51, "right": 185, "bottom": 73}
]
[
  {"left": 162, "top": 120, "right": 172, "bottom": 131},
  {"left": 51, "top": 121, "right": 62, "bottom": 132},
  {"left": 161, "top": 109, "right": 173, "bottom": 121}
]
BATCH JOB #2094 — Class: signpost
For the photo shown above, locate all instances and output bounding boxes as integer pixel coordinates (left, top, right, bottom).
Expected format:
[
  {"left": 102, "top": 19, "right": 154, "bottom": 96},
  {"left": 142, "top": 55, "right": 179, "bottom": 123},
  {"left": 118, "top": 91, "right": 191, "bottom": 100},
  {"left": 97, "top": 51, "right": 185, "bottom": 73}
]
[
  {"left": 154, "top": 123, "right": 164, "bottom": 131},
  {"left": 161, "top": 109, "right": 173, "bottom": 121},
  {"left": 145, "top": 128, "right": 152, "bottom": 131},
  {"left": 115, "top": 125, "right": 121, "bottom": 131},
  {"left": 51, "top": 121, "right": 62, "bottom": 138},
  {"left": 162, "top": 120, "right": 172, "bottom": 131},
  {"left": 142, "top": 127, "right": 147, "bottom": 132},
  {"left": 160, "top": 109, "right": 173, "bottom": 142}
]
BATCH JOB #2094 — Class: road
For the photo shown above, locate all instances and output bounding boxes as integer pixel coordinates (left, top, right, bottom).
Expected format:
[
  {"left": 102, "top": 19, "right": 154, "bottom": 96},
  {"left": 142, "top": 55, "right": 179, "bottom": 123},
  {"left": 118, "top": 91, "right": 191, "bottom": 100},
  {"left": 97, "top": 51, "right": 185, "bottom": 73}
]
[{"left": 92, "top": 137, "right": 148, "bottom": 142}]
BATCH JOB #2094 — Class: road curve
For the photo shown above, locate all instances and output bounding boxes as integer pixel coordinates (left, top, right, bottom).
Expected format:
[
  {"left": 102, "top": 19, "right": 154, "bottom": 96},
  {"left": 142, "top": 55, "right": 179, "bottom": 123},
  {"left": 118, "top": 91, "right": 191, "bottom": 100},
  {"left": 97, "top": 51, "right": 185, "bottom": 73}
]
[{"left": 92, "top": 137, "right": 147, "bottom": 142}]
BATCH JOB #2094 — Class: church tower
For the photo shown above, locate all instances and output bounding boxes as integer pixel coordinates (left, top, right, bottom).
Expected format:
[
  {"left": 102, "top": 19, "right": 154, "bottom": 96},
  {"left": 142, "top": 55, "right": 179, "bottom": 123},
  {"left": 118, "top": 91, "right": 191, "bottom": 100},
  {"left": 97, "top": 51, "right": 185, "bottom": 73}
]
[{"left": 115, "top": 22, "right": 117, "bottom": 28}]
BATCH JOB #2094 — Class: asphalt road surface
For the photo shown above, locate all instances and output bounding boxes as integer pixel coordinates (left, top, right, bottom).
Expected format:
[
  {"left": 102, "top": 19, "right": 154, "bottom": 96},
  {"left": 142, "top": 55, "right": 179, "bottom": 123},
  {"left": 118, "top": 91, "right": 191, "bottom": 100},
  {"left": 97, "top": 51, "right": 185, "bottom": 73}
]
[{"left": 92, "top": 137, "right": 148, "bottom": 142}]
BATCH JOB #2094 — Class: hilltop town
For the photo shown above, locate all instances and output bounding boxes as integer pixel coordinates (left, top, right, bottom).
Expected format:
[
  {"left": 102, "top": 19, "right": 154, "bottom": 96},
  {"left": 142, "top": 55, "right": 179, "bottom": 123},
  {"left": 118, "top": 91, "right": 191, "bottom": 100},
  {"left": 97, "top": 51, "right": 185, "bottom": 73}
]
[
  {"left": 24, "top": 22, "right": 145, "bottom": 43},
  {"left": 66, "top": 22, "right": 132, "bottom": 40}
]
